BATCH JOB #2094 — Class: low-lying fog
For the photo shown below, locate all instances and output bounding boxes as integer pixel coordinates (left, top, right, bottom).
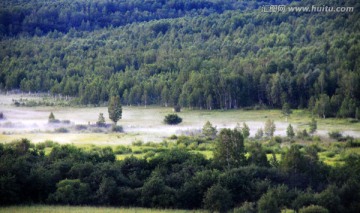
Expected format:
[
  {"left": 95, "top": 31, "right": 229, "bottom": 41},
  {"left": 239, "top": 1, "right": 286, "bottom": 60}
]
[{"left": 1, "top": 94, "right": 359, "bottom": 144}]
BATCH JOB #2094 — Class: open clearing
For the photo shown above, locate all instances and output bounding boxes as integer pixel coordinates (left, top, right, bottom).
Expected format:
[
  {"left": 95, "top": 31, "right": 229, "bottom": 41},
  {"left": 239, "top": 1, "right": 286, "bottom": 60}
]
[{"left": 1, "top": 94, "right": 359, "bottom": 145}]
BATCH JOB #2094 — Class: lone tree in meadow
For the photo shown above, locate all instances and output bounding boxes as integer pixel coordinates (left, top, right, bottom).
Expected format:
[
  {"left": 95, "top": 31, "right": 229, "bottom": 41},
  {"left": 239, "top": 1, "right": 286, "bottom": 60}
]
[
  {"left": 96, "top": 113, "right": 106, "bottom": 127},
  {"left": 49, "top": 112, "right": 55, "bottom": 121},
  {"left": 282, "top": 102, "right": 292, "bottom": 122},
  {"left": 48, "top": 112, "right": 59, "bottom": 123},
  {"left": 108, "top": 96, "right": 122, "bottom": 125}
]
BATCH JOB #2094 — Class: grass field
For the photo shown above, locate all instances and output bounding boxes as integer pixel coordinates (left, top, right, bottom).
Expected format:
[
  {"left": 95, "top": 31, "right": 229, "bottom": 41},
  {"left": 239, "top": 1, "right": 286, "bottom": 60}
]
[
  {"left": 1, "top": 104, "right": 359, "bottom": 146},
  {"left": 0, "top": 205, "right": 204, "bottom": 213},
  {"left": 1, "top": 94, "right": 360, "bottom": 166}
]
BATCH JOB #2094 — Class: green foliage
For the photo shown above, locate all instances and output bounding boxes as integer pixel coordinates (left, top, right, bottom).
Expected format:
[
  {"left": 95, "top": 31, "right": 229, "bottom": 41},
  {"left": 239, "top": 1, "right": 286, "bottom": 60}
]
[
  {"left": 0, "top": 0, "right": 359, "bottom": 117},
  {"left": 309, "top": 118, "right": 317, "bottom": 134},
  {"left": 202, "top": 121, "right": 217, "bottom": 139},
  {"left": 48, "top": 179, "right": 91, "bottom": 205},
  {"left": 282, "top": 103, "right": 292, "bottom": 119},
  {"left": 234, "top": 202, "right": 256, "bottom": 213},
  {"left": 247, "top": 143, "right": 270, "bottom": 167},
  {"left": 242, "top": 123, "right": 250, "bottom": 139},
  {"left": 299, "top": 205, "right": 329, "bottom": 213},
  {"left": 164, "top": 114, "right": 182, "bottom": 125},
  {"left": 280, "top": 145, "right": 307, "bottom": 174},
  {"left": 255, "top": 128, "right": 264, "bottom": 139},
  {"left": 203, "top": 184, "right": 232, "bottom": 213},
  {"left": 0, "top": 138, "right": 360, "bottom": 211},
  {"left": 108, "top": 96, "right": 122, "bottom": 125},
  {"left": 328, "top": 131, "right": 343, "bottom": 140},
  {"left": 214, "top": 128, "right": 245, "bottom": 169},
  {"left": 264, "top": 119, "right": 276, "bottom": 137},
  {"left": 297, "top": 129, "right": 309, "bottom": 140},
  {"left": 257, "top": 188, "right": 280, "bottom": 213},
  {"left": 111, "top": 125, "right": 123, "bottom": 132},
  {"left": 141, "top": 173, "right": 175, "bottom": 208},
  {"left": 314, "top": 94, "right": 331, "bottom": 119},
  {"left": 287, "top": 124, "right": 295, "bottom": 139},
  {"left": 96, "top": 113, "right": 106, "bottom": 127}
]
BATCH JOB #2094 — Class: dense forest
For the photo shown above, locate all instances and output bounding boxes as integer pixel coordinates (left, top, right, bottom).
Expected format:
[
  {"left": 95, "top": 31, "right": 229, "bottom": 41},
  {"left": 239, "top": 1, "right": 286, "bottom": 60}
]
[
  {"left": 0, "top": 0, "right": 360, "bottom": 118},
  {"left": 1, "top": 136, "right": 360, "bottom": 212}
]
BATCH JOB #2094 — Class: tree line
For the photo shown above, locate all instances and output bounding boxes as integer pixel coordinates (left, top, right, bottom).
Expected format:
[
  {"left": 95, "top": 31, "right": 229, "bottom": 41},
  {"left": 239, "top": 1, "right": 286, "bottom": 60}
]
[
  {"left": 0, "top": 0, "right": 263, "bottom": 37},
  {"left": 1, "top": 134, "right": 360, "bottom": 212},
  {"left": 0, "top": 0, "right": 359, "bottom": 118}
]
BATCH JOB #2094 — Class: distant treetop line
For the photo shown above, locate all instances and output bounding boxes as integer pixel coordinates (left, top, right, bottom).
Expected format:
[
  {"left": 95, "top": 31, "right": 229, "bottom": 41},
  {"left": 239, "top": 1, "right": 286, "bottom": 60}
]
[
  {"left": 0, "top": 0, "right": 359, "bottom": 119},
  {"left": 0, "top": 0, "right": 267, "bottom": 36}
]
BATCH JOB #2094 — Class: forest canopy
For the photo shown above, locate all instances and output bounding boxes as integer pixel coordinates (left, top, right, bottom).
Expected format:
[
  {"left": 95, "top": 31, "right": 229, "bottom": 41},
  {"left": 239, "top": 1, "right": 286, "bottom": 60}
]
[{"left": 0, "top": 0, "right": 359, "bottom": 118}]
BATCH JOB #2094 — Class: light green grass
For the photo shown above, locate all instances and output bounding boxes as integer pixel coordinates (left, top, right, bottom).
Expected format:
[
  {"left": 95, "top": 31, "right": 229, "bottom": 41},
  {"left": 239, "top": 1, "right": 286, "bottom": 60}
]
[{"left": 0, "top": 205, "right": 204, "bottom": 213}]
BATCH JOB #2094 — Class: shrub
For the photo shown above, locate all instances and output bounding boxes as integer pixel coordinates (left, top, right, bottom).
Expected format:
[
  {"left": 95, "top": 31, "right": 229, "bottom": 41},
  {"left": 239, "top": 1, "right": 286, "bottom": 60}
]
[
  {"left": 61, "top": 120, "right": 71, "bottom": 124},
  {"left": 188, "top": 142, "right": 198, "bottom": 150},
  {"left": 132, "top": 140, "right": 143, "bottom": 146},
  {"left": 198, "top": 143, "right": 208, "bottom": 151},
  {"left": 111, "top": 125, "right": 123, "bottom": 132},
  {"left": 297, "top": 129, "right": 309, "bottom": 139},
  {"left": 91, "top": 128, "right": 104, "bottom": 133},
  {"left": 133, "top": 150, "right": 143, "bottom": 154},
  {"left": 164, "top": 114, "right": 182, "bottom": 125},
  {"left": 54, "top": 127, "right": 69, "bottom": 133},
  {"left": 169, "top": 134, "right": 178, "bottom": 140},
  {"left": 234, "top": 202, "right": 256, "bottom": 213},
  {"left": 49, "top": 119, "right": 61, "bottom": 124},
  {"left": 75, "top": 124, "right": 87, "bottom": 131},
  {"left": 273, "top": 136, "right": 282, "bottom": 143},
  {"left": 346, "top": 139, "right": 360, "bottom": 148},
  {"left": 328, "top": 131, "right": 343, "bottom": 140},
  {"left": 114, "top": 145, "right": 132, "bottom": 154},
  {"left": 144, "top": 150, "right": 156, "bottom": 158},
  {"left": 203, "top": 184, "right": 233, "bottom": 213}
]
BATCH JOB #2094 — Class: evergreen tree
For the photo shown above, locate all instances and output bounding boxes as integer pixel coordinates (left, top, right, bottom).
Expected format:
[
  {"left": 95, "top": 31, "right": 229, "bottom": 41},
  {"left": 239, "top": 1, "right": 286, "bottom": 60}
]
[
  {"left": 96, "top": 113, "right": 106, "bottom": 127},
  {"left": 49, "top": 112, "right": 55, "bottom": 121},
  {"left": 309, "top": 118, "right": 317, "bottom": 134},
  {"left": 108, "top": 96, "right": 122, "bottom": 125},
  {"left": 242, "top": 122, "right": 250, "bottom": 139},
  {"left": 287, "top": 124, "right": 295, "bottom": 139},
  {"left": 282, "top": 102, "right": 292, "bottom": 122}
]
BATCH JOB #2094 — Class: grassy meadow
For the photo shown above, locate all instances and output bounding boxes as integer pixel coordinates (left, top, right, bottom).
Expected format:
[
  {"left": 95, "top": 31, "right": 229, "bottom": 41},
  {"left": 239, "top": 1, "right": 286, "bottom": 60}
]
[{"left": 1, "top": 94, "right": 360, "bottom": 166}]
